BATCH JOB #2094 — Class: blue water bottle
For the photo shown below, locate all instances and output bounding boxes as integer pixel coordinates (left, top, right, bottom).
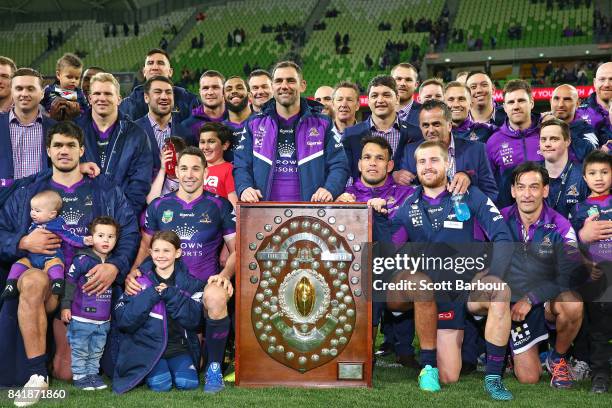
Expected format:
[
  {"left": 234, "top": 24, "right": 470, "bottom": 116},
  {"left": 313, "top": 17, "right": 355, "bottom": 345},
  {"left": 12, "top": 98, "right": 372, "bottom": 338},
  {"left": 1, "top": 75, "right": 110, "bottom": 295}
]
[{"left": 452, "top": 193, "right": 471, "bottom": 221}]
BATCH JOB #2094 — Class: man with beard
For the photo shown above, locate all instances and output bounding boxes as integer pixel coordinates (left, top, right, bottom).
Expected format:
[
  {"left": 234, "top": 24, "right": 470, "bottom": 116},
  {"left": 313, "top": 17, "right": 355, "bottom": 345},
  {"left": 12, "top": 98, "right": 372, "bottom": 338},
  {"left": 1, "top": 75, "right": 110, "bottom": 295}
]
[
  {"left": 444, "top": 81, "right": 495, "bottom": 143},
  {"left": 466, "top": 71, "right": 507, "bottom": 126},
  {"left": 80, "top": 66, "right": 105, "bottom": 100},
  {"left": 128, "top": 147, "right": 235, "bottom": 393},
  {"left": 181, "top": 70, "right": 227, "bottom": 142},
  {"left": 400, "top": 99, "right": 498, "bottom": 201},
  {"left": 486, "top": 79, "right": 542, "bottom": 208},
  {"left": 234, "top": 61, "right": 348, "bottom": 202},
  {"left": 418, "top": 78, "right": 444, "bottom": 103},
  {"left": 0, "top": 68, "right": 56, "bottom": 192},
  {"left": 577, "top": 62, "right": 612, "bottom": 139},
  {"left": 330, "top": 81, "right": 359, "bottom": 138},
  {"left": 391, "top": 63, "right": 421, "bottom": 126},
  {"left": 548, "top": 84, "right": 600, "bottom": 160},
  {"left": 247, "top": 69, "right": 272, "bottom": 113},
  {"left": 221, "top": 76, "right": 252, "bottom": 162},
  {"left": 382, "top": 141, "right": 514, "bottom": 400},
  {"left": 314, "top": 85, "right": 334, "bottom": 117},
  {"left": 344, "top": 75, "right": 422, "bottom": 185},
  {"left": 135, "top": 76, "right": 194, "bottom": 177},
  {"left": 76, "top": 73, "right": 153, "bottom": 214},
  {"left": 0, "top": 56, "right": 16, "bottom": 113},
  {"left": 120, "top": 49, "right": 198, "bottom": 122},
  {"left": 0, "top": 121, "right": 138, "bottom": 404}
]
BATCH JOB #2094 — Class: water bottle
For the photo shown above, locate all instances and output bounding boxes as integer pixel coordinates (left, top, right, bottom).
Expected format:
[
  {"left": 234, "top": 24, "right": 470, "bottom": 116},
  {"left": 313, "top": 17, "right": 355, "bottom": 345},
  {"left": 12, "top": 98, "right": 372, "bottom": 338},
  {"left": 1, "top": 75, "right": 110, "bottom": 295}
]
[
  {"left": 163, "top": 138, "right": 177, "bottom": 178},
  {"left": 451, "top": 193, "right": 471, "bottom": 222}
]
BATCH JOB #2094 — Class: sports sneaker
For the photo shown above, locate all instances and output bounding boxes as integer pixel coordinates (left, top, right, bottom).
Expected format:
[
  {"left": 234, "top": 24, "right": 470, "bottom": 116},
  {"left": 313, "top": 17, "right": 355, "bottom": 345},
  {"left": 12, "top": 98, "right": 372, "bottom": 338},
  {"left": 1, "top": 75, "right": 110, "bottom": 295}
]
[
  {"left": 204, "top": 362, "right": 224, "bottom": 394},
  {"left": 88, "top": 374, "right": 107, "bottom": 390},
  {"left": 13, "top": 374, "right": 49, "bottom": 407},
  {"left": 570, "top": 358, "right": 591, "bottom": 381},
  {"left": 418, "top": 365, "right": 441, "bottom": 392},
  {"left": 484, "top": 374, "right": 513, "bottom": 401},
  {"left": 591, "top": 372, "right": 610, "bottom": 394},
  {"left": 1, "top": 279, "right": 18, "bottom": 299},
  {"left": 73, "top": 376, "right": 94, "bottom": 391},
  {"left": 546, "top": 356, "right": 575, "bottom": 389}
]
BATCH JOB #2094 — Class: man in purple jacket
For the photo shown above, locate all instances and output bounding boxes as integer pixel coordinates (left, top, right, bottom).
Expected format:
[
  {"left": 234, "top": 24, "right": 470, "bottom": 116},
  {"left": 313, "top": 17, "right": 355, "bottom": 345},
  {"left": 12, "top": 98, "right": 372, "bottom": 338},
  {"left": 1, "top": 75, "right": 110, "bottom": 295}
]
[
  {"left": 576, "top": 62, "right": 612, "bottom": 140},
  {"left": 181, "top": 70, "right": 228, "bottom": 142},
  {"left": 486, "top": 79, "right": 542, "bottom": 208}
]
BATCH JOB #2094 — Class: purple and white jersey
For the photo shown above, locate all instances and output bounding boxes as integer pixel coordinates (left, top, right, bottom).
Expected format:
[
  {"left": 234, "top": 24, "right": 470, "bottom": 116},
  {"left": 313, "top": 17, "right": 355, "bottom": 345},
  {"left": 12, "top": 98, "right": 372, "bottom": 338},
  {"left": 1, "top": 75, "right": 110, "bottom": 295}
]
[
  {"left": 47, "top": 178, "right": 95, "bottom": 268},
  {"left": 144, "top": 191, "right": 236, "bottom": 281},
  {"left": 269, "top": 114, "right": 300, "bottom": 201}
]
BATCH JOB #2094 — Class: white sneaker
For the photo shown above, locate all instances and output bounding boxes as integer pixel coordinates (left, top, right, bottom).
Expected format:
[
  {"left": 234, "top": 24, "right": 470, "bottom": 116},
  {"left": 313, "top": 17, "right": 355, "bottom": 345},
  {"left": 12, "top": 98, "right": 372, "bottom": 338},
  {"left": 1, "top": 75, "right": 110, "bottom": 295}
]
[
  {"left": 570, "top": 358, "right": 591, "bottom": 381},
  {"left": 13, "top": 374, "right": 48, "bottom": 407}
]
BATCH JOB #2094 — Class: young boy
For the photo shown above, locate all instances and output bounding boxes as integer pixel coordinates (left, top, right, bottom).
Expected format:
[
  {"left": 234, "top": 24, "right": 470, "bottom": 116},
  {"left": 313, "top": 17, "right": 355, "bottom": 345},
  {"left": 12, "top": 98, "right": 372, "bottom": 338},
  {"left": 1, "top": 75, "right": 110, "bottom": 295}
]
[
  {"left": 60, "top": 216, "right": 120, "bottom": 390},
  {"left": 1, "top": 190, "right": 92, "bottom": 299},
  {"left": 199, "top": 122, "right": 238, "bottom": 207},
  {"left": 42, "top": 53, "right": 88, "bottom": 121},
  {"left": 569, "top": 150, "right": 612, "bottom": 393}
]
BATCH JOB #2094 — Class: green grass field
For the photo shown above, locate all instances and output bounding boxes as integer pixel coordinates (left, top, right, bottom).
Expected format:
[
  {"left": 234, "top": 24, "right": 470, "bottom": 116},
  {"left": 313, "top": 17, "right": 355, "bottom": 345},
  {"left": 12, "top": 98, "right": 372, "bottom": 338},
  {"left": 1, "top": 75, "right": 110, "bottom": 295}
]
[{"left": 5, "top": 355, "right": 611, "bottom": 408}]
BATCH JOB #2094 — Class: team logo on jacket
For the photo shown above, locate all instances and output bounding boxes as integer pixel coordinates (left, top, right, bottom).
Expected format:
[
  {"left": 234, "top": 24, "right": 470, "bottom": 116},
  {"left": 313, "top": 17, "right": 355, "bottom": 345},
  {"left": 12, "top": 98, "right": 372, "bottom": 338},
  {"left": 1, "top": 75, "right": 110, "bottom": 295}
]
[
  {"left": 469, "top": 131, "right": 478, "bottom": 141},
  {"left": 409, "top": 205, "right": 423, "bottom": 227},
  {"left": 84, "top": 195, "right": 93, "bottom": 206},
  {"left": 162, "top": 210, "right": 174, "bottom": 223},
  {"left": 501, "top": 142, "right": 509, "bottom": 149},
  {"left": 567, "top": 184, "right": 579, "bottom": 197},
  {"left": 308, "top": 128, "right": 320, "bottom": 137},
  {"left": 580, "top": 114, "right": 591, "bottom": 124},
  {"left": 538, "top": 235, "right": 553, "bottom": 256},
  {"left": 200, "top": 212, "right": 212, "bottom": 224}
]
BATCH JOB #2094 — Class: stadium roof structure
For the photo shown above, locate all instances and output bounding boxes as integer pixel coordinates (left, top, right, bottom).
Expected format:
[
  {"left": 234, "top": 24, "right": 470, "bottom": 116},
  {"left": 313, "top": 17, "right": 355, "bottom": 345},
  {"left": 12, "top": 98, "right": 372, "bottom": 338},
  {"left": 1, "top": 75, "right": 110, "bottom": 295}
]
[{"left": 0, "top": 0, "right": 146, "bottom": 14}]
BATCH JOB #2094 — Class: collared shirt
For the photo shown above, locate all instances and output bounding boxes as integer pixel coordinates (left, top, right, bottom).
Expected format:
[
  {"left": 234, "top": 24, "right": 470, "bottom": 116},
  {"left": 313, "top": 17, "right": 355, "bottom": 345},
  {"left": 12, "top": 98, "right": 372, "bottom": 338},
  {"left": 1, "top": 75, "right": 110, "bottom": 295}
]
[
  {"left": 369, "top": 116, "right": 401, "bottom": 155},
  {"left": 148, "top": 113, "right": 172, "bottom": 150},
  {"left": 398, "top": 100, "right": 414, "bottom": 122},
  {"left": 9, "top": 108, "right": 44, "bottom": 179}
]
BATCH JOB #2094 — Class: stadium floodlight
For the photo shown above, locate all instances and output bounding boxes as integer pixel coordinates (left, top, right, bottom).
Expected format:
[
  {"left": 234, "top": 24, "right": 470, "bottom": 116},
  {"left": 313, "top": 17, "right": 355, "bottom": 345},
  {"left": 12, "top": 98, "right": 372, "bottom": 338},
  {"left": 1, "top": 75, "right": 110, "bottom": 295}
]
[{"left": 444, "top": 58, "right": 451, "bottom": 63}]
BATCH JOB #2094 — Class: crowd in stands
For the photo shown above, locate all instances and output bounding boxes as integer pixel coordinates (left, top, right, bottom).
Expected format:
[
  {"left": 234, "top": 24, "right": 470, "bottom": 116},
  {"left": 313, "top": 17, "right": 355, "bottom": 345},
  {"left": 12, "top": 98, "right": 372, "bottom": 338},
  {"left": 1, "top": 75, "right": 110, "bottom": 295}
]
[{"left": 103, "top": 22, "right": 140, "bottom": 38}]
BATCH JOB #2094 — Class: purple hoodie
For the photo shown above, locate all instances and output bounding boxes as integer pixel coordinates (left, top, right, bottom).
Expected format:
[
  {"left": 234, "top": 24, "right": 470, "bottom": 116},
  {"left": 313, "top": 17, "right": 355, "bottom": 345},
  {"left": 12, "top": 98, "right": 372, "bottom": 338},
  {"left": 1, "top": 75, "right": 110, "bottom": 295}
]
[
  {"left": 345, "top": 177, "right": 414, "bottom": 217},
  {"left": 486, "top": 118, "right": 542, "bottom": 175},
  {"left": 486, "top": 117, "right": 542, "bottom": 207}
]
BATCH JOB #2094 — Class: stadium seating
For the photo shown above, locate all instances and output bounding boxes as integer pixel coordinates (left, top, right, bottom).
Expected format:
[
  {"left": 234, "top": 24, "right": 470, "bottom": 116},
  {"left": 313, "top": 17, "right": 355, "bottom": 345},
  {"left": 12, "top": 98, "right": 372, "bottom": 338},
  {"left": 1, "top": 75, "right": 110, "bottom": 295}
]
[
  {"left": 38, "top": 8, "right": 194, "bottom": 75},
  {"left": 447, "top": 0, "right": 593, "bottom": 52},
  {"left": 0, "top": 21, "right": 75, "bottom": 67},
  {"left": 301, "top": 0, "right": 445, "bottom": 93},
  {"left": 171, "top": 0, "right": 317, "bottom": 91}
]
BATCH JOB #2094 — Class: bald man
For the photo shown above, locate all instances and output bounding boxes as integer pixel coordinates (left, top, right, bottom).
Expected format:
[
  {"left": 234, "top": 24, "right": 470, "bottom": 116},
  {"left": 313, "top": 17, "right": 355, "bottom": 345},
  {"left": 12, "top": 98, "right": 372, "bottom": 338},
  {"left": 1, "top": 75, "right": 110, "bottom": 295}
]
[
  {"left": 576, "top": 62, "right": 612, "bottom": 140},
  {"left": 549, "top": 84, "right": 599, "bottom": 161},
  {"left": 314, "top": 85, "right": 334, "bottom": 117}
]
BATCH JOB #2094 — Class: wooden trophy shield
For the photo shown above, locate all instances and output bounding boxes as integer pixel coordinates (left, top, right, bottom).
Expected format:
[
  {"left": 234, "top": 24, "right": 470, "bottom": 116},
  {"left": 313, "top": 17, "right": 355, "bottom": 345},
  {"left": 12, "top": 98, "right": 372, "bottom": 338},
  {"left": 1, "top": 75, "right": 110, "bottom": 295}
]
[{"left": 236, "top": 203, "right": 372, "bottom": 387}]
